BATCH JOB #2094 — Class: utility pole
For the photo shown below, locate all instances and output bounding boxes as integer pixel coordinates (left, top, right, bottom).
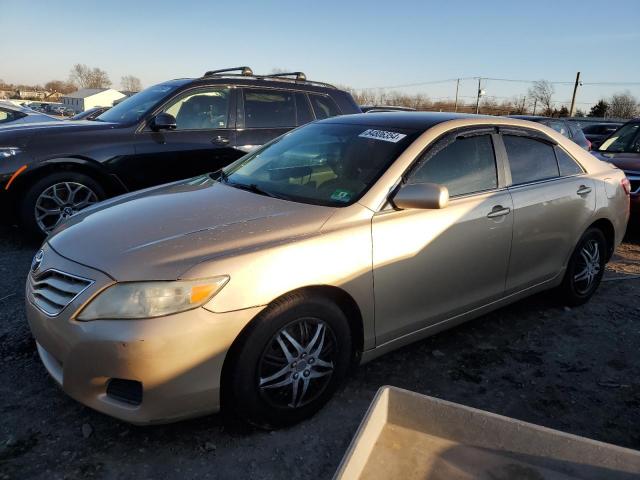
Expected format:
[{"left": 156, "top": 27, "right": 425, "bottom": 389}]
[
  {"left": 454, "top": 78, "right": 460, "bottom": 112},
  {"left": 475, "top": 77, "right": 482, "bottom": 114},
  {"left": 520, "top": 95, "right": 526, "bottom": 114},
  {"left": 569, "top": 71, "right": 581, "bottom": 117},
  {"left": 532, "top": 98, "right": 537, "bottom": 115}
]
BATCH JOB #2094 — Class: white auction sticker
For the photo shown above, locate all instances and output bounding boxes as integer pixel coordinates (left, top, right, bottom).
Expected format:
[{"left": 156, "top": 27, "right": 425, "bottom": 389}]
[{"left": 358, "top": 129, "right": 407, "bottom": 143}]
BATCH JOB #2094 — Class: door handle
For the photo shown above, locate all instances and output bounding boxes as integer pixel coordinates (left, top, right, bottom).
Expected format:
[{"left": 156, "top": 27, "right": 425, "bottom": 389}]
[
  {"left": 487, "top": 206, "right": 511, "bottom": 218},
  {"left": 577, "top": 185, "right": 592, "bottom": 196},
  {"left": 212, "top": 135, "right": 230, "bottom": 146}
]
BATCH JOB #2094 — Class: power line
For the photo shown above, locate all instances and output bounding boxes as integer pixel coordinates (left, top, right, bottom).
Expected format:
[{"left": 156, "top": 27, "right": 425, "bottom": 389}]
[
  {"left": 361, "top": 76, "right": 640, "bottom": 90},
  {"left": 361, "top": 77, "right": 473, "bottom": 89}
]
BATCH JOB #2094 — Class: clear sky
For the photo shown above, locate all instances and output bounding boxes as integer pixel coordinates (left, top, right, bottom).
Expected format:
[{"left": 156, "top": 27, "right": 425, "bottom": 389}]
[{"left": 2, "top": 0, "right": 639, "bottom": 110}]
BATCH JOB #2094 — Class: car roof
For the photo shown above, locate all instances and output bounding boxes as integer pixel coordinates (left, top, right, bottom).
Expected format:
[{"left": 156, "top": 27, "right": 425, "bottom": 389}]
[
  {"left": 319, "top": 111, "right": 490, "bottom": 130},
  {"left": 508, "top": 115, "right": 553, "bottom": 122}
]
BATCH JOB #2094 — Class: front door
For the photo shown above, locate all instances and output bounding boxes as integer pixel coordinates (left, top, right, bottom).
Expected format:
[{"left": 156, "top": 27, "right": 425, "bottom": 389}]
[
  {"left": 126, "top": 86, "right": 241, "bottom": 190},
  {"left": 372, "top": 132, "right": 513, "bottom": 345}
]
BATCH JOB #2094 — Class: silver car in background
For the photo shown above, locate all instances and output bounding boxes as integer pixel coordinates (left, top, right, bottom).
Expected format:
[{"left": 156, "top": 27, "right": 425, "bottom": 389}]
[{"left": 25, "top": 113, "right": 629, "bottom": 428}]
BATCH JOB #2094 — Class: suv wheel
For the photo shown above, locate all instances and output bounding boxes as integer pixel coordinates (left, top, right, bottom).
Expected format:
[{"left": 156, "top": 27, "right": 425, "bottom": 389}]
[
  {"left": 226, "top": 292, "right": 352, "bottom": 429},
  {"left": 20, "top": 172, "right": 104, "bottom": 236},
  {"left": 560, "top": 228, "right": 606, "bottom": 306}
]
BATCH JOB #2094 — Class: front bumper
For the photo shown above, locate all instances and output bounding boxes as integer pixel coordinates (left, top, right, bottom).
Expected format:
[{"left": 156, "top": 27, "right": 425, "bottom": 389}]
[{"left": 25, "top": 244, "right": 263, "bottom": 424}]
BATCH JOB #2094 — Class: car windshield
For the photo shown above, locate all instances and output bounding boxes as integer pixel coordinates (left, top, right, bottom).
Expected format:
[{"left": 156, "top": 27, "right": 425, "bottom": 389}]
[
  {"left": 220, "top": 122, "right": 420, "bottom": 207},
  {"left": 598, "top": 122, "right": 640, "bottom": 153},
  {"left": 96, "top": 83, "right": 180, "bottom": 124}
]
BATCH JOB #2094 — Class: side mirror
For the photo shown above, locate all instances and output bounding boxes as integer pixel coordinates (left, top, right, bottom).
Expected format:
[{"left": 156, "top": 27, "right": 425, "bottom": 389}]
[
  {"left": 392, "top": 182, "right": 449, "bottom": 210},
  {"left": 151, "top": 112, "right": 177, "bottom": 131}
]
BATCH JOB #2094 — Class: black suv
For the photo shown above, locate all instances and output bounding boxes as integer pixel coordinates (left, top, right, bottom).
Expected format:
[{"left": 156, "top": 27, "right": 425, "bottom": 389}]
[{"left": 0, "top": 67, "right": 360, "bottom": 235}]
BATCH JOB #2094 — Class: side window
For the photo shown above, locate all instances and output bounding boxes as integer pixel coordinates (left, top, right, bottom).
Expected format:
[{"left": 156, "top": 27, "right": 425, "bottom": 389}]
[
  {"left": 555, "top": 147, "right": 584, "bottom": 176},
  {"left": 503, "top": 135, "right": 559, "bottom": 185},
  {"left": 545, "top": 120, "right": 569, "bottom": 137},
  {"left": 0, "top": 109, "right": 13, "bottom": 123},
  {"left": 295, "top": 93, "right": 313, "bottom": 126},
  {"left": 163, "top": 87, "right": 230, "bottom": 130},
  {"left": 409, "top": 135, "right": 498, "bottom": 197},
  {"left": 309, "top": 94, "right": 340, "bottom": 119},
  {"left": 243, "top": 89, "right": 295, "bottom": 128}
]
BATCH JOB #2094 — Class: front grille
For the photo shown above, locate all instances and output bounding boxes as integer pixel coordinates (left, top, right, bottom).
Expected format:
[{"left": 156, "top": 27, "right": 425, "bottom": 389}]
[{"left": 30, "top": 269, "right": 93, "bottom": 316}]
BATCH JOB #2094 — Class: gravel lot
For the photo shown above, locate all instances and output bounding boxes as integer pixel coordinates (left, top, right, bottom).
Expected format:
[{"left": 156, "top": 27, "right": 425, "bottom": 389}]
[{"left": 1, "top": 222, "right": 639, "bottom": 479}]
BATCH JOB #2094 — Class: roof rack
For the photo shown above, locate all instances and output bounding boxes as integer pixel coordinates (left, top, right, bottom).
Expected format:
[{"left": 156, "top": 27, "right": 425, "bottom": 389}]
[
  {"left": 266, "top": 71, "right": 307, "bottom": 81},
  {"left": 203, "top": 66, "right": 253, "bottom": 77},
  {"left": 199, "top": 67, "right": 336, "bottom": 89}
]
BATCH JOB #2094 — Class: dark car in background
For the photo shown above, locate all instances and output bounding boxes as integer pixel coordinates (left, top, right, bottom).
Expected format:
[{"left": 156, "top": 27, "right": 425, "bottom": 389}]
[
  {"left": 0, "top": 102, "right": 59, "bottom": 127},
  {"left": 509, "top": 115, "right": 591, "bottom": 150},
  {"left": 580, "top": 122, "right": 623, "bottom": 149},
  {"left": 592, "top": 119, "right": 640, "bottom": 214},
  {"left": 69, "top": 106, "right": 111, "bottom": 121},
  {"left": 0, "top": 67, "right": 360, "bottom": 235}
]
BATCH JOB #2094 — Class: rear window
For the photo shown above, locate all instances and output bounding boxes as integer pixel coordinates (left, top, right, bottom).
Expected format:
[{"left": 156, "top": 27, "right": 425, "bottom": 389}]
[
  {"left": 244, "top": 89, "right": 296, "bottom": 128},
  {"left": 309, "top": 94, "right": 340, "bottom": 119},
  {"left": 504, "top": 135, "right": 559, "bottom": 185},
  {"left": 555, "top": 147, "right": 584, "bottom": 176}
]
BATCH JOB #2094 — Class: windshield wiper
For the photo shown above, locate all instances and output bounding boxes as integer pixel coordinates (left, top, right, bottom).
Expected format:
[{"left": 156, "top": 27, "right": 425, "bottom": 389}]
[
  {"left": 227, "top": 181, "right": 282, "bottom": 200},
  {"left": 210, "top": 169, "right": 229, "bottom": 183}
]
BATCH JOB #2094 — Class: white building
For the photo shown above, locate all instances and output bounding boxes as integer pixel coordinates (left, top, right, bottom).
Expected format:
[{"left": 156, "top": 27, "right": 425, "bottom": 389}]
[{"left": 62, "top": 88, "right": 126, "bottom": 113}]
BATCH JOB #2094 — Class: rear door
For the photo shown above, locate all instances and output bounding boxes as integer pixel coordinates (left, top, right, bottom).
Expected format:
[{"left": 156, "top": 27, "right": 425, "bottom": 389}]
[
  {"left": 500, "top": 131, "right": 595, "bottom": 294},
  {"left": 235, "top": 87, "right": 299, "bottom": 153}
]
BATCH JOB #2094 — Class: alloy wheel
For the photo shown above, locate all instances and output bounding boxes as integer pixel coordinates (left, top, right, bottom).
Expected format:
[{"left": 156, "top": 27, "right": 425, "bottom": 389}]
[
  {"left": 258, "top": 318, "right": 336, "bottom": 409},
  {"left": 573, "top": 239, "right": 601, "bottom": 295},
  {"left": 34, "top": 182, "right": 99, "bottom": 234}
]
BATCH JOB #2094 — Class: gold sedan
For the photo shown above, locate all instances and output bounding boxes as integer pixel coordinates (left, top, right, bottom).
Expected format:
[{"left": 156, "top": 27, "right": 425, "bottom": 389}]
[{"left": 26, "top": 113, "right": 630, "bottom": 428}]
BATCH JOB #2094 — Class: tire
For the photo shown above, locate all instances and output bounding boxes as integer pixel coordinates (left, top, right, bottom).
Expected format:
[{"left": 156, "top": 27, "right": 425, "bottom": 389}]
[
  {"left": 225, "top": 292, "right": 352, "bottom": 429},
  {"left": 559, "top": 228, "right": 607, "bottom": 306},
  {"left": 20, "top": 172, "right": 105, "bottom": 237}
]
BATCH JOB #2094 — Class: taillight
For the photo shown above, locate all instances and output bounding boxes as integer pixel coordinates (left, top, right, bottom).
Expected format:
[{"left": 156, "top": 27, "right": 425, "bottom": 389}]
[{"left": 621, "top": 178, "right": 631, "bottom": 195}]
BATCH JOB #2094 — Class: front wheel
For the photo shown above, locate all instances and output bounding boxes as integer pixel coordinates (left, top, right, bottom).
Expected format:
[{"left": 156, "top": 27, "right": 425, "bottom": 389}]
[
  {"left": 226, "top": 292, "right": 352, "bottom": 429},
  {"left": 560, "top": 228, "right": 607, "bottom": 306},
  {"left": 20, "top": 172, "right": 104, "bottom": 236}
]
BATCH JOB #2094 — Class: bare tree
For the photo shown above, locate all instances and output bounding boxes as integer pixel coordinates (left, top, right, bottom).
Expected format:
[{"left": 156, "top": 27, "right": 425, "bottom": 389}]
[
  {"left": 120, "top": 75, "right": 142, "bottom": 92},
  {"left": 44, "top": 80, "right": 75, "bottom": 94},
  {"left": 528, "top": 80, "right": 555, "bottom": 116},
  {"left": 608, "top": 91, "right": 638, "bottom": 119},
  {"left": 69, "top": 64, "right": 112, "bottom": 89}
]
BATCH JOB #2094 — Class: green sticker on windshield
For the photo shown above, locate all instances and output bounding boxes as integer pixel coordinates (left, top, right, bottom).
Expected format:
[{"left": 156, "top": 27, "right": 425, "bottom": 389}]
[{"left": 330, "top": 189, "right": 352, "bottom": 202}]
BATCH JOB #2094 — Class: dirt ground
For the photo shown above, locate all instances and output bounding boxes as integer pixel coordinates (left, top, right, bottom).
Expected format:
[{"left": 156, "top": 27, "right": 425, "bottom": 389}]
[{"left": 1, "top": 223, "right": 639, "bottom": 480}]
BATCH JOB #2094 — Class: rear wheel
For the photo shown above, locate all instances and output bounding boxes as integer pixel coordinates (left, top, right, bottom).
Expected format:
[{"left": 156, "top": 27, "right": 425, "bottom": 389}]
[
  {"left": 226, "top": 292, "right": 352, "bottom": 429},
  {"left": 560, "top": 228, "right": 606, "bottom": 306},
  {"left": 20, "top": 172, "right": 104, "bottom": 236}
]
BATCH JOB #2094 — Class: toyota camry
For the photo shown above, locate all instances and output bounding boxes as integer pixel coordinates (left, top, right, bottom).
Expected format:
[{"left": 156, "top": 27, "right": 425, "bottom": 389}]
[{"left": 26, "top": 112, "right": 630, "bottom": 428}]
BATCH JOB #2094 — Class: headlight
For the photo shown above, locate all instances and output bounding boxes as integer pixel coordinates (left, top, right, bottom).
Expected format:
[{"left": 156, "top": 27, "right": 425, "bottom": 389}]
[
  {"left": 0, "top": 147, "right": 21, "bottom": 158},
  {"left": 76, "top": 276, "right": 229, "bottom": 321}
]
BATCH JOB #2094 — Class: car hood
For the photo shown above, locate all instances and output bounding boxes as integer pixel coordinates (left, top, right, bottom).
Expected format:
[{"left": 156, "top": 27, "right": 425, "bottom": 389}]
[
  {"left": 48, "top": 177, "right": 336, "bottom": 280},
  {"left": 0, "top": 119, "right": 118, "bottom": 141},
  {"left": 592, "top": 151, "right": 640, "bottom": 172}
]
